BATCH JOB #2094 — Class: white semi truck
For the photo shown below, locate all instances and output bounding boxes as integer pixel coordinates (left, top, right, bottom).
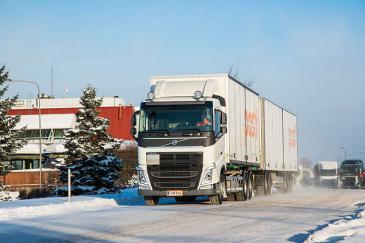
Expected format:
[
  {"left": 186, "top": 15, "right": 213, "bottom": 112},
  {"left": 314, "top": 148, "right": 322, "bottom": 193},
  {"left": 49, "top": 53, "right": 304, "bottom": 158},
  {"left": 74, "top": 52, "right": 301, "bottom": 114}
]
[
  {"left": 131, "top": 74, "right": 298, "bottom": 205},
  {"left": 314, "top": 161, "right": 338, "bottom": 187}
]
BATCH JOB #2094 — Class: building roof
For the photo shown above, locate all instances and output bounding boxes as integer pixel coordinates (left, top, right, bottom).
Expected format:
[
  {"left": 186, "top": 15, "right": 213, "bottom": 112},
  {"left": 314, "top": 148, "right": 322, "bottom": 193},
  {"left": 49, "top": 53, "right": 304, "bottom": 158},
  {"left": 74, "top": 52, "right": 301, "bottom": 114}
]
[{"left": 12, "top": 97, "right": 125, "bottom": 109}]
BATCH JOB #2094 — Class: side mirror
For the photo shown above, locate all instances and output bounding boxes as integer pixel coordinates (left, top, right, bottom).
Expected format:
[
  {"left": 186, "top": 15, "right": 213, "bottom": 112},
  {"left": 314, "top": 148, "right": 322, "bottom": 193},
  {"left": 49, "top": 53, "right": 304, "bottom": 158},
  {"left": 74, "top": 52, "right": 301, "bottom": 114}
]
[
  {"left": 222, "top": 112, "right": 227, "bottom": 125},
  {"left": 130, "top": 127, "right": 137, "bottom": 137},
  {"left": 221, "top": 125, "right": 227, "bottom": 134},
  {"left": 132, "top": 110, "right": 140, "bottom": 126}
]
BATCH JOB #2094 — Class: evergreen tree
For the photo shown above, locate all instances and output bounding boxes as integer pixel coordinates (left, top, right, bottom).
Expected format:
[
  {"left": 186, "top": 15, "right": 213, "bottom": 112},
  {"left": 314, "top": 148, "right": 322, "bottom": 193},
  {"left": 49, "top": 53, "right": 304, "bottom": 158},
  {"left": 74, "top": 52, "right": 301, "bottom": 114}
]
[
  {"left": 61, "top": 86, "right": 122, "bottom": 194},
  {"left": 0, "top": 65, "right": 27, "bottom": 181}
]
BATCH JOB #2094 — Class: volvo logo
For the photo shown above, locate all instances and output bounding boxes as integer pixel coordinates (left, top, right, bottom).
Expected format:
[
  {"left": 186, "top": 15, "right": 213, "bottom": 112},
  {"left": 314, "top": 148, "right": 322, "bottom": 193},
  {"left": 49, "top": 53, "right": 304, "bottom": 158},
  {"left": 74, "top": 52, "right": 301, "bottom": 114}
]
[{"left": 171, "top": 140, "right": 178, "bottom": 146}]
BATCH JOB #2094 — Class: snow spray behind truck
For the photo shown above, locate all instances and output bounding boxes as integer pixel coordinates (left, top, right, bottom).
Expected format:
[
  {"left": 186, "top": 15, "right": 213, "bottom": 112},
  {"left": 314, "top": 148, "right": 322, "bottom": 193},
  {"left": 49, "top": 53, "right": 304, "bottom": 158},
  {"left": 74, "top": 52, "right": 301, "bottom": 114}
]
[{"left": 131, "top": 74, "right": 298, "bottom": 205}]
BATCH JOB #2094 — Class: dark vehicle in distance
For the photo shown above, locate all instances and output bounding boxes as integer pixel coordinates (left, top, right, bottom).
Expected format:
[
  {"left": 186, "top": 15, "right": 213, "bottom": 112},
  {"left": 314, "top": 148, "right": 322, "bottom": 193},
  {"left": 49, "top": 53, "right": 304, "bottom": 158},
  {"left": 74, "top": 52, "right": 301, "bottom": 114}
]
[{"left": 339, "top": 160, "right": 365, "bottom": 189}]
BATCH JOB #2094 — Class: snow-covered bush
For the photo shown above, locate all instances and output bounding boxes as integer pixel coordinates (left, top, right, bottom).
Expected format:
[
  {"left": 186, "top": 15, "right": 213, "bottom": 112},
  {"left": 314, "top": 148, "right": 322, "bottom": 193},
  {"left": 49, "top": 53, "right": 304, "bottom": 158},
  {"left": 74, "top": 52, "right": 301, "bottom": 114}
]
[
  {"left": 0, "top": 185, "right": 19, "bottom": 201},
  {"left": 127, "top": 174, "right": 138, "bottom": 188},
  {"left": 58, "top": 154, "right": 123, "bottom": 195}
]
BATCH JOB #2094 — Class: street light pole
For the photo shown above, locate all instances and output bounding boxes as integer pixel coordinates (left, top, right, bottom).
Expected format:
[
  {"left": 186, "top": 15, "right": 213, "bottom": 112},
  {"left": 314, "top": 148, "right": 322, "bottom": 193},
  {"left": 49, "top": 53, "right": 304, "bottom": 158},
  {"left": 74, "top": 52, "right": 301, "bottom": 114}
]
[
  {"left": 7, "top": 79, "right": 42, "bottom": 189},
  {"left": 339, "top": 147, "right": 347, "bottom": 161}
]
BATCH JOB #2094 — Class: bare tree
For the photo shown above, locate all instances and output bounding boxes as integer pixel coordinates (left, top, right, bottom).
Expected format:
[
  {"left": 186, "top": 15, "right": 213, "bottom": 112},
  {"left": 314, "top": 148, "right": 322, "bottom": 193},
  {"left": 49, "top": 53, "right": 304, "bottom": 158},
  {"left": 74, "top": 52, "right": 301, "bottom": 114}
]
[{"left": 300, "top": 157, "right": 312, "bottom": 169}]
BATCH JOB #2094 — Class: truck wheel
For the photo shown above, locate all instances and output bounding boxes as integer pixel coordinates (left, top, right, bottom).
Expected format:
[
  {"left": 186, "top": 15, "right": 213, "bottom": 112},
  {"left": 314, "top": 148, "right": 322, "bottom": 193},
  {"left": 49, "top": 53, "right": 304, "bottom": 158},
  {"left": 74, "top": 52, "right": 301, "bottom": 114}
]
[
  {"left": 209, "top": 173, "right": 226, "bottom": 205},
  {"left": 209, "top": 195, "right": 222, "bottom": 205},
  {"left": 248, "top": 172, "right": 253, "bottom": 199},
  {"left": 267, "top": 173, "right": 273, "bottom": 195},
  {"left": 144, "top": 196, "right": 159, "bottom": 206},
  {"left": 283, "top": 174, "right": 289, "bottom": 193},
  {"left": 264, "top": 173, "right": 269, "bottom": 195},
  {"left": 243, "top": 170, "right": 248, "bottom": 201}
]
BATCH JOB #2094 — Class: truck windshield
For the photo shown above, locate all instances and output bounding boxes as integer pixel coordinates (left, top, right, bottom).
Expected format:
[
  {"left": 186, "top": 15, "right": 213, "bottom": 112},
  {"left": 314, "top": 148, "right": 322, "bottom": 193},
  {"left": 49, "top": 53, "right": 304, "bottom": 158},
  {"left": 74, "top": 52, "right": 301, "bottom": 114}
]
[
  {"left": 139, "top": 102, "right": 213, "bottom": 132},
  {"left": 320, "top": 169, "right": 337, "bottom": 176},
  {"left": 340, "top": 166, "right": 358, "bottom": 174}
]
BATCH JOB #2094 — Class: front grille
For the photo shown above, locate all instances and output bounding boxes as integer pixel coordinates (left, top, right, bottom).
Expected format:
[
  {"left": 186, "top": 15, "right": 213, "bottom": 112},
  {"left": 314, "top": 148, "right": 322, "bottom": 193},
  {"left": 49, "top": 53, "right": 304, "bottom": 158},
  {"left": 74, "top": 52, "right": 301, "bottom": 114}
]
[
  {"left": 147, "top": 152, "right": 203, "bottom": 191},
  {"left": 342, "top": 177, "right": 356, "bottom": 187}
]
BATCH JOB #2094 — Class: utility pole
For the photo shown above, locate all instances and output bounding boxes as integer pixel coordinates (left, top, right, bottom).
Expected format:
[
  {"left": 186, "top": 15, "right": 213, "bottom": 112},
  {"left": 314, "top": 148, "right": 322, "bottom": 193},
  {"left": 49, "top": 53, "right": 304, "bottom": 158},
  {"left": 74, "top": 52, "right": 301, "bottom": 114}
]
[
  {"left": 340, "top": 147, "right": 348, "bottom": 161},
  {"left": 7, "top": 79, "right": 43, "bottom": 188}
]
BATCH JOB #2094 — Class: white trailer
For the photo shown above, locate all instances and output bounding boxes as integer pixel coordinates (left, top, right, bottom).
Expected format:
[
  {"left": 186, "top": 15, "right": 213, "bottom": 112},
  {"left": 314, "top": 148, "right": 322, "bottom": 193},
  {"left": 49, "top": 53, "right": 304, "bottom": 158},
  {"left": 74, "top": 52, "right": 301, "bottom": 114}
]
[
  {"left": 259, "top": 98, "right": 298, "bottom": 192},
  {"left": 132, "top": 74, "right": 298, "bottom": 205}
]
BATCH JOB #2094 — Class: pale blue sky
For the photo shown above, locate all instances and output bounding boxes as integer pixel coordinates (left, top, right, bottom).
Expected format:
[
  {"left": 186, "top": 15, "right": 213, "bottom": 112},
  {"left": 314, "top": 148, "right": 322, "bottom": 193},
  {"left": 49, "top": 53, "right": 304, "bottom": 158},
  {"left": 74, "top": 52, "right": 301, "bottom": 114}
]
[{"left": 1, "top": 0, "right": 365, "bottom": 162}]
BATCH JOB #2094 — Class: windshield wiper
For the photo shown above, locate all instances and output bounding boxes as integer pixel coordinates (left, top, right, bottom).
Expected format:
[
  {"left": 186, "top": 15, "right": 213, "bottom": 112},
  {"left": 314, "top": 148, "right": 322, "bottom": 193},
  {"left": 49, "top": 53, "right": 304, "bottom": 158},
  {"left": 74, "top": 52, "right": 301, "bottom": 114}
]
[
  {"left": 147, "top": 129, "right": 169, "bottom": 136},
  {"left": 172, "top": 129, "right": 202, "bottom": 136}
]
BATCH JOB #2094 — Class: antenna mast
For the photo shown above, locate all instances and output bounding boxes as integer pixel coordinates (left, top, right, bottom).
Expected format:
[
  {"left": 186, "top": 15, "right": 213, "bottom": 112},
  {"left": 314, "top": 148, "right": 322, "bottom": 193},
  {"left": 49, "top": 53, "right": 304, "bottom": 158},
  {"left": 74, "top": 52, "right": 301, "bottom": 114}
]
[{"left": 50, "top": 66, "right": 54, "bottom": 97}]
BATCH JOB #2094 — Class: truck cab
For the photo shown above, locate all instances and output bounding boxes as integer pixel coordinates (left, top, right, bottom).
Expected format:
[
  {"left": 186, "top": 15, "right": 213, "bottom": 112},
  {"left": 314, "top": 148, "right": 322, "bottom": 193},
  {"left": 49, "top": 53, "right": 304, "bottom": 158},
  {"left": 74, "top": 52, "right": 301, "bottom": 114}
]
[
  {"left": 316, "top": 161, "right": 338, "bottom": 188},
  {"left": 132, "top": 76, "right": 229, "bottom": 205},
  {"left": 339, "top": 160, "right": 365, "bottom": 188}
]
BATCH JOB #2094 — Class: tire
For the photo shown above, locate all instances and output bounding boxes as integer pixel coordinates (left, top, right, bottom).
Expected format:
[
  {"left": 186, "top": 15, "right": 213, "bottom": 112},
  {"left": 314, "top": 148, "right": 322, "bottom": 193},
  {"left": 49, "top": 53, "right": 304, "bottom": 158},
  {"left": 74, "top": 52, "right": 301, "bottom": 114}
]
[
  {"left": 209, "top": 173, "right": 226, "bottom": 205},
  {"left": 283, "top": 174, "right": 289, "bottom": 193},
  {"left": 264, "top": 173, "right": 269, "bottom": 196},
  {"left": 243, "top": 171, "right": 248, "bottom": 201},
  {"left": 248, "top": 172, "right": 253, "bottom": 200},
  {"left": 209, "top": 195, "right": 222, "bottom": 205},
  {"left": 175, "top": 196, "right": 196, "bottom": 203},
  {"left": 267, "top": 173, "right": 273, "bottom": 195},
  {"left": 144, "top": 196, "right": 159, "bottom": 206}
]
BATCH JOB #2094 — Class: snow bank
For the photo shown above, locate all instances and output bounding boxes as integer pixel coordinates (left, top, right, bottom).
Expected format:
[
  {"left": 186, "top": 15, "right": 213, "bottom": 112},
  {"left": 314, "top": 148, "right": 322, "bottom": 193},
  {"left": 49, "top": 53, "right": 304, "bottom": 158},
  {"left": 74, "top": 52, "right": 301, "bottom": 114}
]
[
  {"left": 0, "top": 191, "right": 19, "bottom": 201},
  {"left": 0, "top": 188, "right": 141, "bottom": 221},
  {"left": 0, "top": 196, "right": 119, "bottom": 221},
  {"left": 306, "top": 203, "right": 365, "bottom": 242}
]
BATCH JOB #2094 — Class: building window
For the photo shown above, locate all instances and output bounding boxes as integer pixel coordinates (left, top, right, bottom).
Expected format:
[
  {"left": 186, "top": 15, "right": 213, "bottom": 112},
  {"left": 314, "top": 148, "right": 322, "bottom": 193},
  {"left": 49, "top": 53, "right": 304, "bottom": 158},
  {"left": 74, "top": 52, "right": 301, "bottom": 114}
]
[
  {"left": 21, "top": 129, "right": 65, "bottom": 142},
  {"left": 10, "top": 159, "right": 40, "bottom": 170}
]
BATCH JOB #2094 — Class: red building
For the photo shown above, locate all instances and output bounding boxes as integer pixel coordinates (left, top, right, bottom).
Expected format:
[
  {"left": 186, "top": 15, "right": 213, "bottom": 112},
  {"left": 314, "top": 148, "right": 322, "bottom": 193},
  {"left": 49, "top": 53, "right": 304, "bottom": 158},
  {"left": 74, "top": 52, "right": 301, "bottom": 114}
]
[{"left": 2, "top": 97, "right": 134, "bottom": 189}]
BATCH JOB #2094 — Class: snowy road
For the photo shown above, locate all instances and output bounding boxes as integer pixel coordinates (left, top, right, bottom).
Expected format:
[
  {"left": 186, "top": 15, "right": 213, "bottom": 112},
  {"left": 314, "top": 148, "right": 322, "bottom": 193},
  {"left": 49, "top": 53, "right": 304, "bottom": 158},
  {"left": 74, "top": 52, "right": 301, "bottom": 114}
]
[{"left": 1, "top": 187, "right": 365, "bottom": 242}]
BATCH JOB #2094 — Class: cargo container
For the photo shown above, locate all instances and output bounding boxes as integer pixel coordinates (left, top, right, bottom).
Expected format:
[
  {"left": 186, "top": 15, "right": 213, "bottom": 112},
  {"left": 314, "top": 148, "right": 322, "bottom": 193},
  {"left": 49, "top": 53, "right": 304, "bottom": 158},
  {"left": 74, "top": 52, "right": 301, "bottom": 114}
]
[{"left": 132, "top": 74, "right": 298, "bottom": 205}]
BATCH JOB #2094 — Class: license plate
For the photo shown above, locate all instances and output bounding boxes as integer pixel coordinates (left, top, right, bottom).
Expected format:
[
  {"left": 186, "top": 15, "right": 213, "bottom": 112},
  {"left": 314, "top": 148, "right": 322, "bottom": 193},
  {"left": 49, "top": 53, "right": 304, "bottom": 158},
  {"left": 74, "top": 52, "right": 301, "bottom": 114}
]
[{"left": 167, "top": 190, "right": 183, "bottom": 197}]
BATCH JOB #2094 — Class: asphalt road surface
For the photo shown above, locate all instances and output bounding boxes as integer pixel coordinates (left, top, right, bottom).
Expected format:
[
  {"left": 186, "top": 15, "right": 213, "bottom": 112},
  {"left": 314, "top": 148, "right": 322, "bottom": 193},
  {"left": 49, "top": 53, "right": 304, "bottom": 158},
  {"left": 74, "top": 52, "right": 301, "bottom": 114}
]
[{"left": 1, "top": 187, "right": 365, "bottom": 242}]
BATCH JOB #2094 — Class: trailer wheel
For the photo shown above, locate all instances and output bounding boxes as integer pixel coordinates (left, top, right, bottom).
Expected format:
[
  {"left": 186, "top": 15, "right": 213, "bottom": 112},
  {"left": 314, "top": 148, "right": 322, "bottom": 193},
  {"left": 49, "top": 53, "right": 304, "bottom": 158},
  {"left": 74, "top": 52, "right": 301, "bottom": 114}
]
[
  {"left": 283, "top": 174, "right": 289, "bottom": 193},
  {"left": 264, "top": 172, "right": 273, "bottom": 195},
  {"left": 248, "top": 172, "right": 253, "bottom": 199},
  {"left": 243, "top": 170, "right": 248, "bottom": 201},
  {"left": 264, "top": 173, "right": 269, "bottom": 195},
  {"left": 144, "top": 196, "right": 159, "bottom": 206},
  {"left": 267, "top": 173, "right": 273, "bottom": 195}
]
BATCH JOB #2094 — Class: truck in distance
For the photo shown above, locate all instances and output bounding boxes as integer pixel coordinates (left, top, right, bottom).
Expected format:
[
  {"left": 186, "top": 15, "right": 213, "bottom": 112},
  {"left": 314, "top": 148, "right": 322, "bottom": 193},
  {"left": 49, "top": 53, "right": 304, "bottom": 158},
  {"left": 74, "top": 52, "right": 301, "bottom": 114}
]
[
  {"left": 314, "top": 161, "right": 338, "bottom": 188},
  {"left": 339, "top": 160, "right": 365, "bottom": 188},
  {"left": 131, "top": 74, "right": 298, "bottom": 205}
]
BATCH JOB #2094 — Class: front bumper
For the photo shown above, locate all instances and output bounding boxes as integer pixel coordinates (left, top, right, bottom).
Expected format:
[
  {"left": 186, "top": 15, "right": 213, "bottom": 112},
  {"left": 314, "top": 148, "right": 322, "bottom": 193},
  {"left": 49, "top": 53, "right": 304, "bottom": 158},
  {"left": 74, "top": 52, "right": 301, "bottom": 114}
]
[{"left": 139, "top": 188, "right": 218, "bottom": 197}]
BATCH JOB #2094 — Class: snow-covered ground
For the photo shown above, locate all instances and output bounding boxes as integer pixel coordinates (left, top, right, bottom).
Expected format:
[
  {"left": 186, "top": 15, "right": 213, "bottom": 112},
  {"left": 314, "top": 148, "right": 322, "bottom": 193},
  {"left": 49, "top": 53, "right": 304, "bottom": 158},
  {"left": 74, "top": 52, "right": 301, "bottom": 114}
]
[
  {"left": 0, "top": 187, "right": 364, "bottom": 242},
  {"left": 306, "top": 202, "right": 365, "bottom": 242}
]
